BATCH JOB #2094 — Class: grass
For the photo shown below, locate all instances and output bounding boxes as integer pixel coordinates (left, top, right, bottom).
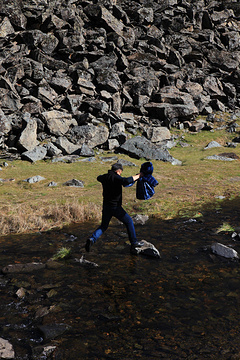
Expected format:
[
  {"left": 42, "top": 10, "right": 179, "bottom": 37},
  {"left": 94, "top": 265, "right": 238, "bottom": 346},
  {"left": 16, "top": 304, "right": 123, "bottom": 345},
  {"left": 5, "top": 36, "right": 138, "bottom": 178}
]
[
  {"left": 216, "top": 222, "right": 235, "bottom": 233},
  {"left": 0, "top": 112, "right": 239, "bottom": 235},
  {"left": 51, "top": 247, "right": 72, "bottom": 260}
]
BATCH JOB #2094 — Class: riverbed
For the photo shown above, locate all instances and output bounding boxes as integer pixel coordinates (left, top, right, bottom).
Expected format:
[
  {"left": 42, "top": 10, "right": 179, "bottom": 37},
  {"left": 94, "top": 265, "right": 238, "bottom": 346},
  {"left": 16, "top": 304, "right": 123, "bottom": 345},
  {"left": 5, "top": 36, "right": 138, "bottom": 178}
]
[{"left": 0, "top": 197, "right": 240, "bottom": 359}]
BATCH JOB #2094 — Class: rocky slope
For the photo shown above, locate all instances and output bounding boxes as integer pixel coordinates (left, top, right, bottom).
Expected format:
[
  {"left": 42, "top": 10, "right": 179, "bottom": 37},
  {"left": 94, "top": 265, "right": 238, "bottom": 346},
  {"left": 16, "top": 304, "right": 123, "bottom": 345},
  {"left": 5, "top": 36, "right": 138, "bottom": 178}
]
[{"left": 0, "top": 0, "right": 239, "bottom": 161}]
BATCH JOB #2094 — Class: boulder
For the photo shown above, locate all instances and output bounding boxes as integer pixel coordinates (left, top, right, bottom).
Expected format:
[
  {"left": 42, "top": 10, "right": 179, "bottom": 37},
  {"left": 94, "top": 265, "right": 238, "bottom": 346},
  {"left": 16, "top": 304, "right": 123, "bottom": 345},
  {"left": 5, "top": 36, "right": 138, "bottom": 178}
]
[
  {"left": 146, "top": 126, "right": 171, "bottom": 143},
  {"left": 42, "top": 110, "right": 77, "bottom": 136},
  {"left": 18, "top": 116, "right": 38, "bottom": 151},
  {"left": 45, "top": 142, "right": 62, "bottom": 157},
  {"left": 69, "top": 124, "right": 109, "bottom": 148},
  {"left": 119, "top": 136, "right": 181, "bottom": 164},
  {"left": 144, "top": 103, "right": 199, "bottom": 127},
  {"left": 21, "top": 146, "right": 47, "bottom": 162},
  {"left": 54, "top": 136, "right": 80, "bottom": 155},
  {"left": 80, "top": 143, "right": 95, "bottom": 157}
]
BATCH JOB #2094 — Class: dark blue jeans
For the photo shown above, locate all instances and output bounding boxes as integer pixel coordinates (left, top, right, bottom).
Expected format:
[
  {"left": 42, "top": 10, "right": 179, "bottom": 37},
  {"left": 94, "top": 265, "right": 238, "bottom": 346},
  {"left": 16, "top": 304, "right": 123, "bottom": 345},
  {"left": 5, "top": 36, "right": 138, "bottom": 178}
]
[{"left": 90, "top": 204, "right": 138, "bottom": 245}]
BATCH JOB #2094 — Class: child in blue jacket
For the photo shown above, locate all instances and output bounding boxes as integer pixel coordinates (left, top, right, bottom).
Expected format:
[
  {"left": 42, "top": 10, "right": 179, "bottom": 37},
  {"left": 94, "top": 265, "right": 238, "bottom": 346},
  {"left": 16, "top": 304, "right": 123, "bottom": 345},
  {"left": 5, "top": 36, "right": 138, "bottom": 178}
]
[{"left": 136, "top": 162, "right": 158, "bottom": 200}]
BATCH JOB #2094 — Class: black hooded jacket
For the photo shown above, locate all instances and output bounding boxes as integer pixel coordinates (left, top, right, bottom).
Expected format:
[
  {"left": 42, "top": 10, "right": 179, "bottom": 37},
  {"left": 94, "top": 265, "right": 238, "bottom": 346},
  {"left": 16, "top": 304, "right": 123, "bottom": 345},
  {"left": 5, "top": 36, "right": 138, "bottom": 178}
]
[{"left": 97, "top": 170, "right": 134, "bottom": 207}]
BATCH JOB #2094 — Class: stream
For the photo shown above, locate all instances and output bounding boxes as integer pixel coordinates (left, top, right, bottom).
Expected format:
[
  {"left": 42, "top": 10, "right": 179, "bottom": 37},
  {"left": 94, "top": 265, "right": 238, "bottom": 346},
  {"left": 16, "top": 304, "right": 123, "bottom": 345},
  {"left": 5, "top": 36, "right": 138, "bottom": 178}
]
[{"left": 0, "top": 197, "right": 240, "bottom": 359}]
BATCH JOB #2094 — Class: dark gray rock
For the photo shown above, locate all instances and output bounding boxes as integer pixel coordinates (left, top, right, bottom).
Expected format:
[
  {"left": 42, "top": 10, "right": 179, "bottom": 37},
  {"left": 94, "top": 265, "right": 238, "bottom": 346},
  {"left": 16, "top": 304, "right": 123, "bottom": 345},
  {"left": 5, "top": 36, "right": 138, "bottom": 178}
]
[
  {"left": 63, "top": 179, "right": 84, "bottom": 187},
  {"left": 119, "top": 136, "right": 181, "bottom": 164},
  {"left": 38, "top": 324, "right": 70, "bottom": 341},
  {"left": 69, "top": 124, "right": 109, "bottom": 148},
  {"left": 0, "top": 0, "right": 239, "bottom": 159},
  {"left": 2, "top": 262, "right": 45, "bottom": 274}
]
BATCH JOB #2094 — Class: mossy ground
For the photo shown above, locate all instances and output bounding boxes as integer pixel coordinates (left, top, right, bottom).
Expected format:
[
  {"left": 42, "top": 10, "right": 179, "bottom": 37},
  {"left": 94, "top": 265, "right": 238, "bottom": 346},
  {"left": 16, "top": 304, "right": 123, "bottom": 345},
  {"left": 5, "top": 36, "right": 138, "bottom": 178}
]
[{"left": 0, "top": 113, "right": 239, "bottom": 235}]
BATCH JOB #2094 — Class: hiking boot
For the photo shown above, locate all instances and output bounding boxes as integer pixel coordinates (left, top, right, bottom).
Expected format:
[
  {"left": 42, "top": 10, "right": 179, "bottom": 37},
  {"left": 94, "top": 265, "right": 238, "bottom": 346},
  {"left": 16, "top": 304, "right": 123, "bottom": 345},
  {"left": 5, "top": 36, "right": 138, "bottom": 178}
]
[{"left": 85, "top": 238, "right": 94, "bottom": 252}]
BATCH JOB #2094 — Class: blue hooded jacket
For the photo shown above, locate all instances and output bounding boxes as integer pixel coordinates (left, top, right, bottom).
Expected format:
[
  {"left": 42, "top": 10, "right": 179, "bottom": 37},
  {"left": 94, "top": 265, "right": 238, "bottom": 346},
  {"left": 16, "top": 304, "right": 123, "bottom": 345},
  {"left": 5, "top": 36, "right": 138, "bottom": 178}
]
[{"left": 136, "top": 162, "right": 158, "bottom": 200}]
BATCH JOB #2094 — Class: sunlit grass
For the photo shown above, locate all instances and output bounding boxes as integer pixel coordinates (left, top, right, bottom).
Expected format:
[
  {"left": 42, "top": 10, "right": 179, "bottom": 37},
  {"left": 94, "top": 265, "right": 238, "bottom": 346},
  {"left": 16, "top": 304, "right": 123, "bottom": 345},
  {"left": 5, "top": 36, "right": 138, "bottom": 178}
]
[
  {"left": 51, "top": 247, "right": 71, "bottom": 260},
  {"left": 0, "top": 113, "right": 239, "bottom": 235},
  {"left": 216, "top": 222, "right": 235, "bottom": 233}
]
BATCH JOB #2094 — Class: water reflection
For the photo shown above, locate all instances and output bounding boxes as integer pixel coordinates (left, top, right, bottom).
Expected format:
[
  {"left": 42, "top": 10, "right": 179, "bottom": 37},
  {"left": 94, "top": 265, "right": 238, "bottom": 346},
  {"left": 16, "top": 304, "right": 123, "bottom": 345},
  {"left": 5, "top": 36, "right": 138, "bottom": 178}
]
[{"left": 0, "top": 198, "right": 240, "bottom": 359}]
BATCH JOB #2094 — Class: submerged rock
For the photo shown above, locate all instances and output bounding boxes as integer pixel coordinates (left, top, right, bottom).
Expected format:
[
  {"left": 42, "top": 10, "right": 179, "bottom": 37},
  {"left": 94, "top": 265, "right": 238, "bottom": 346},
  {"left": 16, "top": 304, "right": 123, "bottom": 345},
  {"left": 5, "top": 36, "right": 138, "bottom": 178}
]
[
  {"left": 38, "top": 324, "right": 70, "bottom": 341},
  {"left": 131, "top": 239, "right": 161, "bottom": 258},
  {"left": 2, "top": 262, "right": 46, "bottom": 274},
  {"left": 74, "top": 256, "right": 99, "bottom": 268}
]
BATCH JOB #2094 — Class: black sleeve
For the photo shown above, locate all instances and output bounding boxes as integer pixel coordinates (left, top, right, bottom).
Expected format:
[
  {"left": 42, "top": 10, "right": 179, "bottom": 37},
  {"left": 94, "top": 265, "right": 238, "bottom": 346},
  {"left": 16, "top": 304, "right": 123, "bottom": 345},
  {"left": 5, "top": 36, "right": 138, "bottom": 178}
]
[{"left": 116, "top": 175, "right": 134, "bottom": 186}]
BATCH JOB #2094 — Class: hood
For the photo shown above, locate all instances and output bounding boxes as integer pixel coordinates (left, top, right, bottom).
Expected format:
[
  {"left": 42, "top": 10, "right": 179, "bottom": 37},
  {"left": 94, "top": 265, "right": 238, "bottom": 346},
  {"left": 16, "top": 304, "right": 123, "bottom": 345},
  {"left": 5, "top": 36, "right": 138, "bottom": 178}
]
[{"left": 140, "top": 161, "right": 154, "bottom": 175}]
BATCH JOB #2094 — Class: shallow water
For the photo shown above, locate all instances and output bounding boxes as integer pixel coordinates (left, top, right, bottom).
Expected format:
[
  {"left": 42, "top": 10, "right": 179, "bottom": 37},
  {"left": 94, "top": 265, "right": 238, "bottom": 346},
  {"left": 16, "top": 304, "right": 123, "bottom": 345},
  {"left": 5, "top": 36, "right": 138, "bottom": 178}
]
[{"left": 0, "top": 198, "right": 240, "bottom": 359}]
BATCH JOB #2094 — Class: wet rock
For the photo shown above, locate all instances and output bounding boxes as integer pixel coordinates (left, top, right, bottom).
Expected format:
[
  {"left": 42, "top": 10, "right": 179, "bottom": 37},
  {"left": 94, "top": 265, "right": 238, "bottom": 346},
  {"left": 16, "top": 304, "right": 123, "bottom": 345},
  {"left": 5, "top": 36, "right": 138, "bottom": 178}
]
[
  {"left": 2, "top": 262, "right": 46, "bottom": 274},
  {"left": 32, "top": 345, "right": 56, "bottom": 360},
  {"left": 0, "top": 338, "right": 15, "bottom": 359},
  {"left": 74, "top": 256, "right": 99, "bottom": 268},
  {"left": 211, "top": 243, "right": 239, "bottom": 259},
  {"left": 16, "top": 287, "right": 26, "bottom": 299},
  {"left": 23, "top": 175, "right": 45, "bottom": 183},
  {"left": 21, "top": 146, "right": 47, "bottom": 162},
  {"left": 38, "top": 324, "right": 70, "bottom": 341},
  {"left": 131, "top": 240, "right": 161, "bottom": 258},
  {"left": 63, "top": 179, "right": 84, "bottom": 187}
]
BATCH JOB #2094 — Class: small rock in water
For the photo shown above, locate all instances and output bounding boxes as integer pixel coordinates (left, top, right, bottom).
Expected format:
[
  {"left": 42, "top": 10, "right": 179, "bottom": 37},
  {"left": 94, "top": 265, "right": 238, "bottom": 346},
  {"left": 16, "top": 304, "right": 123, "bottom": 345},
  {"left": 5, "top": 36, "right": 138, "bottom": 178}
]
[
  {"left": 38, "top": 324, "right": 70, "bottom": 341},
  {"left": 0, "top": 338, "right": 15, "bottom": 359},
  {"left": 131, "top": 240, "right": 161, "bottom": 258},
  {"left": 74, "top": 256, "right": 99, "bottom": 268},
  {"left": 211, "top": 242, "right": 239, "bottom": 259}
]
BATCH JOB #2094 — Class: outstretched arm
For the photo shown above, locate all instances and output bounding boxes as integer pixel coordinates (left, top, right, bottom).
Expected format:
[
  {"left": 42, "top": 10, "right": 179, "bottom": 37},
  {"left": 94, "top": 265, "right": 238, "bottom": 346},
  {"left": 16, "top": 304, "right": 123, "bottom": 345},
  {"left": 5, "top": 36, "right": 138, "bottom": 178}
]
[{"left": 132, "top": 173, "right": 142, "bottom": 182}]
